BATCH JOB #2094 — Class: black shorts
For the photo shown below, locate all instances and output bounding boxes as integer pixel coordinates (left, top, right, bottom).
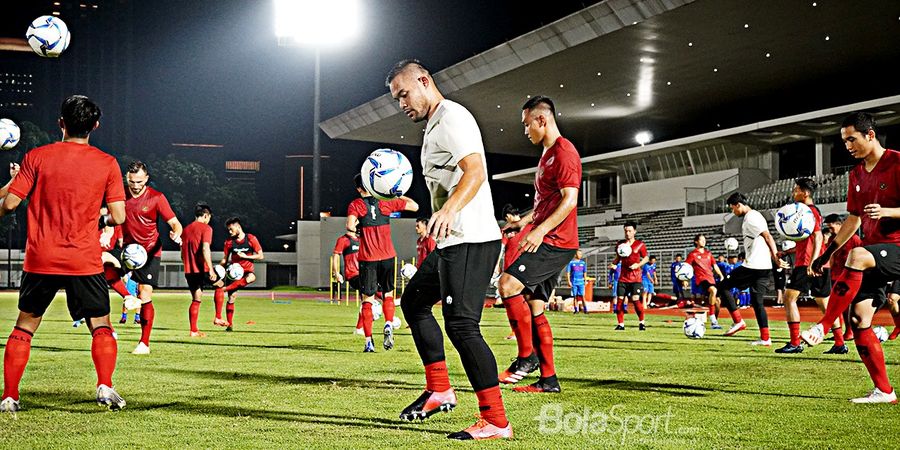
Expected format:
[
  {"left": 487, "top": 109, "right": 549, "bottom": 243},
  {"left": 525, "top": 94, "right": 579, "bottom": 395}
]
[
  {"left": 697, "top": 280, "right": 715, "bottom": 293},
  {"left": 359, "top": 258, "right": 395, "bottom": 296},
  {"left": 18, "top": 272, "right": 110, "bottom": 320},
  {"left": 617, "top": 282, "right": 642, "bottom": 298},
  {"left": 718, "top": 265, "right": 769, "bottom": 296},
  {"left": 772, "top": 267, "right": 787, "bottom": 290},
  {"left": 347, "top": 275, "right": 362, "bottom": 291},
  {"left": 506, "top": 244, "right": 576, "bottom": 301},
  {"left": 853, "top": 243, "right": 900, "bottom": 309},
  {"left": 786, "top": 266, "right": 831, "bottom": 297},
  {"left": 131, "top": 256, "right": 161, "bottom": 288},
  {"left": 890, "top": 280, "right": 900, "bottom": 297},
  {"left": 185, "top": 272, "right": 218, "bottom": 292}
]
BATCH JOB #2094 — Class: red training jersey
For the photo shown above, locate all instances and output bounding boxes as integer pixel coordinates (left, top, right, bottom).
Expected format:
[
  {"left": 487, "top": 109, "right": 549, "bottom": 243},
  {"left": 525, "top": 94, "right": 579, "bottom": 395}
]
[
  {"left": 333, "top": 234, "right": 360, "bottom": 280},
  {"left": 793, "top": 203, "right": 823, "bottom": 267},
  {"left": 686, "top": 248, "right": 716, "bottom": 284},
  {"left": 225, "top": 233, "right": 262, "bottom": 274},
  {"left": 416, "top": 235, "right": 436, "bottom": 268},
  {"left": 99, "top": 226, "right": 123, "bottom": 252},
  {"left": 123, "top": 186, "right": 176, "bottom": 258},
  {"left": 847, "top": 149, "right": 900, "bottom": 245},
  {"left": 181, "top": 221, "right": 213, "bottom": 274},
  {"left": 830, "top": 233, "right": 863, "bottom": 280},
  {"left": 614, "top": 239, "right": 647, "bottom": 283},
  {"left": 501, "top": 227, "right": 526, "bottom": 272},
  {"left": 8, "top": 142, "right": 125, "bottom": 275},
  {"left": 347, "top": 197, "right": 407, "bottom": 262},
  {"left": 531, "top": 136, "right": 581, "bottom": 249}
]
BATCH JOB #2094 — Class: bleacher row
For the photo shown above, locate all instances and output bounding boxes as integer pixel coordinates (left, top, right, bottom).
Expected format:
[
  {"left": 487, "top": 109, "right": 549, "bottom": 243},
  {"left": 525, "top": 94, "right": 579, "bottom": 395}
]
[{"left": 744, "top": 172, "right": 849, "bottom": 211}]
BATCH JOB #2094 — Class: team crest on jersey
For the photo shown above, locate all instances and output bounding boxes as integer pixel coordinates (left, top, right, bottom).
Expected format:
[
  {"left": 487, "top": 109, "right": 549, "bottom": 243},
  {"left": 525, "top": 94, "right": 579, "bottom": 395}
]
[
  {"left": 880, "top": 183, "right": 887, "bottom": 190},
  {"left": 142, "top": 206, "right": 150, "bottom": 212}
]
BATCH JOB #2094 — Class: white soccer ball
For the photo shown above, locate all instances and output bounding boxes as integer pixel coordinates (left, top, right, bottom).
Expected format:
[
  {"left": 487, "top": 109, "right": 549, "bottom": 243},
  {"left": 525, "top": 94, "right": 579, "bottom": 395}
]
[
  {"left": 26, "top": 15, "right": 71, "bottom": 58},
  {"left": 213, "top": 264, "right": 227, "bottom": 281},
  {"left": 873, "top": 326, "right": 888, "bottom": 343},
  {"left": 226, "top": 263, "right": 244, "bottom": 281},
  {"left": 724, "top": 237, "right": 739, "bottom": 251},
  {"left": 123, "top": 295, "right": 141, "bottom": 311},
  {"left": 392, "top": 316, "right": 402, "bottom": 328},
  {"left": 775, "top": 202, "right": 816, "bottom": 242},
  {"left": 616, "top": 242, "right": 632, "bottom": 258},
  {"left": 684, "top": 317, "right": 706, "bottom": 339},
  {"left": 675, "top": 263, "right": 694, "bottom": 282},
  {"left": 400, "top": 263, "right": 417, "bottom": 280},
  {"left": 121, "top": 244, "right": 148, "bottom": 270},
  {"left": 371, "top": 300, "right": 383, "bottom": 321},
  {"left": 781, "top": 240, "right": 796, "bottom": 251},
  {"left": 360, "top": 148, "right": 413, "bottom": 200},
  {"left": 0, "top": 119, "right": 21, "bottom": 150}
]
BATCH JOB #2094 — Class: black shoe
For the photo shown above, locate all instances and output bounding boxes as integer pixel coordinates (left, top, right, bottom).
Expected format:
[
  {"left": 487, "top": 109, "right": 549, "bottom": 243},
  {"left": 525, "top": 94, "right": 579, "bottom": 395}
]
[
  {"left": 225, "top": 326, "right": 233, "bottom": 332},
  {"left": 823, "top": 344, "right": 849, "bottom": 354},
  {"left": 512, "top": 375, "right": 562, "bottom": 393},
  {"left": 774, "top": 343, "right": 804, "bottom": 354},
  {"left": 639, "top": 323, "right": 646, "bottom": 331},
  {"left": 399, "top": 389, "right": 457, "bottom": 421},
  {"left": 614, "top": 325, "right": 625, "bottom": 331},
  {"left": 499, "top": 353, "right": 540, "bottom": 384}
]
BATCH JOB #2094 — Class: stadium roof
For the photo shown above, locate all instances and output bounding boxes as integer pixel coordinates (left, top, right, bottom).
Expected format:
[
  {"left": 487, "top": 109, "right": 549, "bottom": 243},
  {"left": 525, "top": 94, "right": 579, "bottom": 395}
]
[{"left": 322, "top": 0, "right": 900, "bottom": 161}]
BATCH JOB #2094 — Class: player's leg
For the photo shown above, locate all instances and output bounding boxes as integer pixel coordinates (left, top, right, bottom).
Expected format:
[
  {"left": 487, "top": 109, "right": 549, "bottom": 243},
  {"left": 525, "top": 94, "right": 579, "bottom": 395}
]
[
  {"left": 498, "top": 273, "right": 535, "bottom": 370},
  {"left": 134, "top": 284, "right": 155, "bottom": 354},
  {"left": 777, "top": 281, "right": 803, "bottom": 353},
  {"left": 186, "top": 274, "right": 205, "bottom": 337},
  {"left": 614, "top": 283, "right": 627, "bottom": 330},
  {"left": 803, "top": 246, "right": 878, "bottom": 345},
  {"left": 377, "top": 259, "right": 397, "bottom": 350},
  {"left": 632, "top": 287, "right": 647, "bottom": 331},
  {"left": 748, "top": 271, "right": 771, "bottom": 345},
  {"left": 849, "top": 296, "right": 896, "bottom": 403},
  {"left": 357, "top": 261, "right": 379, "bottom": 352},
  {"left": 707, "top": 284, "right": 721, "bottom": 329},
  {"left": 717, "top": 271, "right": 746, "bottom": 335},
  {"left": 224, "top": 272, "right": 253, "bottom": 332}
]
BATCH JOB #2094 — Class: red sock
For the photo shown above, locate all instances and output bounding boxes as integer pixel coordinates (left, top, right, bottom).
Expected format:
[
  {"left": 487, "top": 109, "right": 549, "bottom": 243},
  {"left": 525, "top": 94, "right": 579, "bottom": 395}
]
[
  {"left": 855, "top": 327, "right": 894, "bottom": 394},
  {"left": 424, "top": 360, "right": 451, "bottom": 392},
  {"left": 139, "top": 302, "right": 155, "bottom": 346},
  {"left": 890, "top": 313, "right": 900, "bottom": 340},
  {"left": 616, "top": 299, "right": 625, "bottom": 324},
  {"left": 819, "top": 270, "right": 863, "bottom": 328},
  {"left": 225, "top": 278, "right": 248, "bottom": 292},
  {"left": 760, "top": 327, "right": 770, "bottom": 341},
  {"left": 226, "top": 303, "right": 235, "bottom": 327},
  {"left": 634, "top": 300, "right": 645, "bottom": 321},
  {"left": 355, "top": 311, "right": 363, "bottom": 329},
  {"left": 730, "top": 309, "right": 743, "bottom": 323},
  {"left": 502, "top": 295, "right": 533, "bottom": 358},
  {"left": 3, "top": 327, "right": 32, "bottom": 400},
  {"left": 475, "top": 385, "right": 508, "bottom": 428},
  {"left": 532, "top": 314, "right": 556, "bottom": 378},
  {"left": 361, "top": 302, "right": 373, "bottom": 338},
  {"left": 91, "top": 326, "right": 117, "bottom": 387},
  {"left": 833, "top": 327, "right": 845, "bottom": 346},
  {"left": 708, "top": 304, "right": 715, "bottom": 317},
  {"left": 788, "top": 322, "right": 801, "bottom": 346},
  {"left": 214, "top": 289, "right": 225, "bottom": 319},
  {"left": 383, "top": 296, "right": 395, "bottom": 323},
  {"left": 189, "top": 301, "right": 201, "bottom": 333},
  {"left": 104, "top": 266, "right": 130, "bottom": 298}
]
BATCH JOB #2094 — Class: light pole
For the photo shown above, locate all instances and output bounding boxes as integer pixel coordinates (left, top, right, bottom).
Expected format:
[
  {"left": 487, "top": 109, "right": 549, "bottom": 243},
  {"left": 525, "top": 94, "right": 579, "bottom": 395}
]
[{"left": 274, "top": 0, "right": 361, "bottom": 219}]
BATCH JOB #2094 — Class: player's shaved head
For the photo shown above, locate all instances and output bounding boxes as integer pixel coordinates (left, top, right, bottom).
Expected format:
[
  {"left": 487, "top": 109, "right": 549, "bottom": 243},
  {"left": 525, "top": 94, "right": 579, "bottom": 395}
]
[
  {"left": 385, "top": 59, "right": 431, "bottom": 87},
  {"left": 522, "top": 95, "right": 556, "bottom": 121}
]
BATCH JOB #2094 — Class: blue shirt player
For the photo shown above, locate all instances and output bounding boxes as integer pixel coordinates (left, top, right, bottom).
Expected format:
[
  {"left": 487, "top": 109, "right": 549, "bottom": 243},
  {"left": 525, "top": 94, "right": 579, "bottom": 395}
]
[
  {"left": 567, "top": 249, "right": 588, "bottom": 314},
  {"left": 641, "top": 256, "right": 658, "bottom": 308},
  {"left": 670, "top": 254, "right": 685, "bottom": 300}
]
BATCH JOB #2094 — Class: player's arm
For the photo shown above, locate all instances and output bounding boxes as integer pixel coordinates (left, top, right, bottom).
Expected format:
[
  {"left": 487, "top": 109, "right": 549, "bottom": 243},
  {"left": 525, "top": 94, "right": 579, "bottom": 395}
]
[
  {"left": 220, "top": 240, "right": 230, "bottom": 266},
  {"left": 105, "top": 201, "right": 126, "bottom": 226},
  {"left": 566, "top": 264, "right": 573, "bottom": 287},
  {"left": 713, "top": 262, "right": 724, "bottom": 281},
  {"left": 812, "top": 214, "right": 861, "bottom": 274},
  {"left": 653, "top": 270, "right": 659, "bottom": 285},
  {"left": 331, "top": 253, "right": 343, "bottom": 283},
  {"left": 428, "top": 152, "right": 486, "bottom": 240},
  {"left": 806, "top": 229, "right": 824, "bottom": 276},
  {"left": 519, "top": 187, "right": 577, "bottom": 253},
  {"left": 863, "top": 203, "right": 900, "bottom": 221},
  {"left": 167, "top": 217, "right": 183, "bottom": 244},
  {"left": 0, "top": 162, "right": 20, "bottom": 200},
  {"left": 399, "top": 196, "right": 418, "bottom": 213},
  {"left": 202, "top": 242, "right": 216, "bottom": 280},
  {"left": 346, "top": 214, "right": 358, "bottom": 233},
  {"left": 0, "top": 192, "right": 23, "bottom": 217},
  {"left": 761, "top": 230, "right": 788, "bottom": 269}
]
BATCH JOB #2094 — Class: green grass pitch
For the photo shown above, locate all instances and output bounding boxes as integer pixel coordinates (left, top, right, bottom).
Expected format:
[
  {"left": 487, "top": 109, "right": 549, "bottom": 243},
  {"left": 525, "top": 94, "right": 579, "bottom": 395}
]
[{"left": 0, "top": 292, "right": 896, "bottom": 449}]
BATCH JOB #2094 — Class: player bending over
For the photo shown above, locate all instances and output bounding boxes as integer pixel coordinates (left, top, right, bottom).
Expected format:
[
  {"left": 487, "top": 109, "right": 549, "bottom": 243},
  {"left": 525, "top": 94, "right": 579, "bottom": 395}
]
[{"left": 213, "top": 217, "right": 263, "bottom": 332}]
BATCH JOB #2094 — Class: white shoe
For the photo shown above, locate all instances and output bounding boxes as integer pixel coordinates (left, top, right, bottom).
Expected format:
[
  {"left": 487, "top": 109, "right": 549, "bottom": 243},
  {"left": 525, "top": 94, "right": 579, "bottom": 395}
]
[
  {"left": 850, "top": 388, "right": 898, "bottom": 404},
  {"left": 0, "top": 397, "right": 20, "bottom": 414},
  {"left": 96, "top": 384, "right": 126, "bottom": 410},
  {"left": 750, "top": 339, "right": 772, "bottom": 346},
  {"left": 800, "top": 323, "right": 825, "bottom": 347},
  {"left": 354, "top": 327, "right": 364, "bottom": 336},
  {"left": 132, "top": 342, "right": 150, "bottom": 355}
]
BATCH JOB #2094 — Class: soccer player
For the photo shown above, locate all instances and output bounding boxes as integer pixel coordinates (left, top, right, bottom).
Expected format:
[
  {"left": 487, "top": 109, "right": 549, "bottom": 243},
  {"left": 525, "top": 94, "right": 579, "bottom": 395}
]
[
  {"left": 671, "top": 254, "right": 685, "bottom": 300},
  {"left": 0, "top": 95, "right": 127, "bottom": 413},
  {"left": 718, "top": 192, "right": 788, "bottom": 345},
  {"left": 686, "top": 234, "right": 725, "bottom": 329},
  {"left": 389, "top": 59, "right": 510, "bottom": 439},
  {"left": 567, "top": 250, "right": 588, "bottom": 314},
  {"left": 802, "top": 112, "right": 898, "bottom": 403},
  {"left": 641, "top": 255, "right": 658, "bottom": 309},
  {"left": 347, "top": 174, "right": 418, "bottom": 352},
  {"left": 416, "top": 217, "right": 436, "bottom": 268},
  {"left": 213, "top": 217, "right": 264, "bottom": 332},
  {"left": 610, "top": 222, "right": 649, "bottom": 331},
  {"left": 120, "top": 161, "right": 182, "bottom": 355},
  {"left": 332, "top": 230, "right": 364, "bottom": 334},
  {"left": 821, "top": 212, "right": 862, "bottom": 352},
  {"left": 181, "top": 203, "right": 218, "bottom": 338},
  {"left": 775, "top": 178, "right": 835, "bottom": 354},
  {"left": 95, "top": 205, "right": 139, "bottom": 326}
]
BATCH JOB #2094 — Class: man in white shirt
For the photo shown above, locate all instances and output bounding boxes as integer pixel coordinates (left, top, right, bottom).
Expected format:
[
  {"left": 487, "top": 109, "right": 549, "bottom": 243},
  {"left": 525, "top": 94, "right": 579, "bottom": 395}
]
[
  {"left": 387, "top": 59, "right": 510, "bottom": 440},
  {"left": 718, "top": 192, "right": 788, "bottom": 346}
]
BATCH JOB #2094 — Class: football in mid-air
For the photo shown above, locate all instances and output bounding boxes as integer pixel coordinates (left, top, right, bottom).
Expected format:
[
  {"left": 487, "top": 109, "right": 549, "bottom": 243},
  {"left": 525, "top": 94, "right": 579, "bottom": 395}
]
[
  {"left": 400, "top": 263, "right": 417, "bottom": 280},
  {"left": 121, "top": 244, "right": 148, "bottom": 270},
  {"left": 724, "top": 237, "right": 739, "bottom": 251},
  {"left": 0, "top": 119, "right": 20, "bottom": 150},
  {"left": 775, "top": 202, "right": 815, "bottom": 241},
  {"left": 675, "top": 263, "right": 694, "bottom": 281},
  {"left": 360, "top": 148, "right": 413, "bottom": 200},
  {"left": 616, "top": 242, "right": 632, "bottom": 258},
  {"left": 684, "top": 317, "right": 705, "bottom": 339},
  {"left": 226, "top": 263, "right": 244, "bottom": 281},
  {"left": 26, "top": 15, "right": 71, "bottom": 58}
]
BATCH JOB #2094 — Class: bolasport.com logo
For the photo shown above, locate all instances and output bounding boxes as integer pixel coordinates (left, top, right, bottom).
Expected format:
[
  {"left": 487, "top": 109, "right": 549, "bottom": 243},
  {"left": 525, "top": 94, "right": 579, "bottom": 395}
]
[{"left": 534, "top": 403, "right": 675, "bottom": 444}]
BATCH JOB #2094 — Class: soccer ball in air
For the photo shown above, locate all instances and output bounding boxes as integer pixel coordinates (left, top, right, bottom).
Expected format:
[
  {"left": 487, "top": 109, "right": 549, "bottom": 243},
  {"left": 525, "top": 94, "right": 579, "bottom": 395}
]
[
  {"left": 873, "top": 326, "right": 888, "bottom": 343},
  {"left": 724, "top": 237, "right": 739, "bottom": 251},
  {"left": 26, "top": 15, "right": 71, "bottom": 58},
  {"left": 1, "top": 119, "right": 20, "bottom": 150},
  {"left": 616, "top": 243, "right": 632, "bottom": 258},
  {"left": 360, "top": 148, "right": 413, "bottom": 200},
  {"left": 400, "top": 263, "right": 417, "bottom": 280},
  {"left": 675, "top": 263, "right": 694, "bottom": 282},
  {"left": 684, "top": 317, "right": 706, "bottom": 339},
  {"left": 121, "top": 244, "right": 148, "bottom": 270},
  {"left": 226, "top": 263, "right": 244, "bottom": 281},
  {"left": 775, "top": 202, "right": 815, "bottom": 241}
]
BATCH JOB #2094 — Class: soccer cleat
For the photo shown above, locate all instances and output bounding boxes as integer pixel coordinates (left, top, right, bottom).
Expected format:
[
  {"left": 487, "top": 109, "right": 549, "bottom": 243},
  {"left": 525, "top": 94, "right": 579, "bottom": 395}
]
[
  {"left": 512, "top": 376, "right": 562, "bottom": 393},
  {"left": 823, "top": 344, "right": 849, "bottom": 354},
  {"left": 774, "top": 343, "right": 804, "bottom": 354},
  {"left": 133, "top": 313, "right": 141, "bottom": 325},
  {"left": 96, "top": 384, "right": 126, "bottom": 410},
  {"left": 0, "top": 397, "right": 20, "bottom": 414},
  {"left": 189, "top": 331, "right": 206, "bottom": 338},
  {"left": 639, "top": 323, "right": 646, "bottom": 331},
  {"left": 723, "top": 321, "right": 746, "bottom": 336},
  {"left": 614, "top": 324, "right": 625, "bottom": 331},
  {"left": 363, "top": 339, "right": 375, "bottom": 353},
  {"left": 800, "top": 324, "right": 825, "bottom": 347},
  {"left": 132, "top": 342, "right": 150, "bottom": 355},
  {"left": 383, "top": 323, "right": 394, "bottom": 351},
  {"left": 213, "top": 318, "right": 229, "bottom": 327},
  {"left": 849, "top": 388, "right": 898, "bottom": 404},
  {"left": 749, "top": 339, "right": 772, "bottom": 346},
  {"left": 225, "top": 326, "right": 233, "bottom": 332},
  {"left": 498, "top": 353, "right": 540, "bottom": 384},
  {"left": 447, "top": 417, "right": 513, "bottom": 440},
  {"left": 354, "top": 327, "right": 364, "bottom": 336},
  {"left": 711, "top": 324, "right": 723, "bottom": 330},
  {"left": 119, "top": 314, "right": 127, "bottom": 324},
  {"left": 399, "top": 389, "right": 457, "bottom": 421}
]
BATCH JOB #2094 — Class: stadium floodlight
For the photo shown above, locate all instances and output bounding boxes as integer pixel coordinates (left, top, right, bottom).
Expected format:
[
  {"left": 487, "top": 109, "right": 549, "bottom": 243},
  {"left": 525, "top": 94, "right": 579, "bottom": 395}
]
[{"left": 635, "top": 131, "right": 652, "bottom": 146}]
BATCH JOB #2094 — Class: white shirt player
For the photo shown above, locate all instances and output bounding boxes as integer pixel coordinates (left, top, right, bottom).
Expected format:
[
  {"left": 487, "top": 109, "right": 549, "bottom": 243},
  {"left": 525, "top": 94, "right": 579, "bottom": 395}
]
[
  {"left": 421, "top": 99, "right": 501, "bottom": 249},
  {"left": 741, "top": 209, "right": 772, "bottom": 270}
]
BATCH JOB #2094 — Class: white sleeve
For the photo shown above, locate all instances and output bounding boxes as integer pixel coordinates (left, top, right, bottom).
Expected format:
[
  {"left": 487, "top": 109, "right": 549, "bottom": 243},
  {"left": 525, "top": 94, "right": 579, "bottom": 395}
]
[
  {"left": 440, "top": 105, "right": 485, "bottom": 163},
  {"left": 746, "top": 211, "right": 768, "bottom": 237}
]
